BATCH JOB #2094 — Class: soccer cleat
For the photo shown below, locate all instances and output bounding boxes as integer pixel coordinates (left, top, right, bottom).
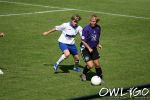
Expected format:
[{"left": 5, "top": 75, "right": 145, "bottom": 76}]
[
  {"left": 100, "top": 74, "right": 103, "bottom": 80},
  {"left": 53, "top": 63, "right": 59, "bottom": 71},
  {"left": 73, "top": 67, "right": 81, "bottom": 72},
  {"left": 80, "top": 73, "right": 86, "bottom": 81},
  {"left": 101, "top": 79, "right": 105, "bottom": 84},
  {"left": 100, "top": 75, "right": 105, "bottom": 84}
]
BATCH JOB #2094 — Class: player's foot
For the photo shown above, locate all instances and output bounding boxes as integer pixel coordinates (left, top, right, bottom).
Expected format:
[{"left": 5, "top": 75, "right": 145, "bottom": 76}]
[
  {"left": 101, "top": 79, "right": 105, "bottom": 84},
  {"left": 100, "top": 75, "right": 105, "bottom": 84},
  {"left": 73, "top": 67, "right": 81, "bottom": 72},
  {"left": 80, "top": 73, "right": 86, "bottom": 81},
  {"left": 53, "top": 63, "right": 59, "bottom": 71},
  {"left": 100, "top": 74, "right": 103, "bottom": 79}
]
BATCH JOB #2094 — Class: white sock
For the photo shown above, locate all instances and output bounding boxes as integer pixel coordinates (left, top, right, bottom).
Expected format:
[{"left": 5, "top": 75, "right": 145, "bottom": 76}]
[{"left": 56, "top": 54, "right": 66, "bottom": 65}]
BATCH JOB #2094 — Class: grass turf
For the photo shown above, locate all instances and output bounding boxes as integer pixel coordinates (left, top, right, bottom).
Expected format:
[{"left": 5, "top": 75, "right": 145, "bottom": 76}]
[{"left": 0, "top": 0, "right": 150, "bottom": 99}]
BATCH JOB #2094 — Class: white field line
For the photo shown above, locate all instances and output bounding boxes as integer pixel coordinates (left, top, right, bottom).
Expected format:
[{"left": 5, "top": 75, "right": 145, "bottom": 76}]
[
  {"left": 75, "top": 9, "right": 150, "bottom": 20},
  {"left": 0, "top": 0, "right": 74, "bottom": 10},
  {"left": 0, "top": 0, "right": 150, "bottom": 20},
  {"left": 0, "top": 0, "right": 66, "bottom": 9},
  {"left": 0, "top": 9, "right": 74, "bottom": 17}
]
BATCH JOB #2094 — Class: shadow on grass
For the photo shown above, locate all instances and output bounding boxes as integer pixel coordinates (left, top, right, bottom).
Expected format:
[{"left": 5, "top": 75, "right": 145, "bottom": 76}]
[
  {"left": 0, "top": 66, "right": 7, "bottom": 70},
  {"left": 60, "top": 64, "right": 74, "bottom": 73},
  {"left": 43, "top": 63, "right": 84, "bottom": 74},
  {"left": 43, "top": 63, "right": 98, "bottom": 81}
]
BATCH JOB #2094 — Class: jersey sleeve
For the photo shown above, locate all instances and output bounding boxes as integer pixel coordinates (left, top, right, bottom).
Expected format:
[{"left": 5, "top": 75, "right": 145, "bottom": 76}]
[
  {"left": 55, "top": 23, "right": 66, "bottom": 31},
  {"left": 81, "top": 27, "right": 88, "bottom": 42},
  {"left": 78, "top": 26, "right": 83, "bottom": 37}
]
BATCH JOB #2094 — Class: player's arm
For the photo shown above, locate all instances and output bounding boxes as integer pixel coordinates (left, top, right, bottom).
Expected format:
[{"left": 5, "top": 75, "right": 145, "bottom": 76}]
[
  {"left": 81, "top": 29, "right": 93, "bottom": 52},
  {"left": 81, "top": 41, "right": 93, "bottom": 53},
  {"left": 81, "top": 27, "right": 93, "bottom": 52},
  {"left": 42, "top": 28, "right": 57, "bottom": 36},
  {"left": 42, "top": 23, "right": 66, "bottom": 36},
  {"left": 96, "top": 28, "right": 102, "bottom": 50},
  {"left": 78, "top": 26, "right": 83, "bottom": 38}
]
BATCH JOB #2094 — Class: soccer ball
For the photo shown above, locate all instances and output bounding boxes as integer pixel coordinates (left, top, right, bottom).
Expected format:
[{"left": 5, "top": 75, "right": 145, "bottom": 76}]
[{"left": 91, "top": 76, "right": 101, "bottom": 85}]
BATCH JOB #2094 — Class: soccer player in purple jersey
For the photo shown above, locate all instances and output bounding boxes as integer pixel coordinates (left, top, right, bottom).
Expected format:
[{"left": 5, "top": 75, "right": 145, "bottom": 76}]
[{"left": 80, "top": 15, "right": 103, "bottom": 81}]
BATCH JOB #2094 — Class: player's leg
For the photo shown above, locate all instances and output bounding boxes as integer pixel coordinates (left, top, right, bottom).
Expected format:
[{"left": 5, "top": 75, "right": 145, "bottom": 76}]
[
  {"left": 69, "top": 44, "right": 81, "bottom": 72},
  {"left": 55, "top": 50, "right": 70, "bottom": 65},
  {"left": 93, "top": 59, "right": 103, "bottom": 79},
  {"left": 92, "top": 48, "right": 103, "bottom": 79},
  {"left": 81, "top": 60, "right": 94, "bottom": 81},
  {"left": 73, "top": 54, "right": 80, "bottom": 72},
  {"left": 83, "top": 60, "right": 94, "bottom": 74},
  {"left": 53, "top": 42, "right": 70, "bottom": 71},
  {"left": 80, "top": 48, "right": 94, "bottom": 81}
]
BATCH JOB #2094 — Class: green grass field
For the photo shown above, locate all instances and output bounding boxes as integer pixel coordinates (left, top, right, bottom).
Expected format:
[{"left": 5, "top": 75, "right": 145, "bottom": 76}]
[{"left": 0, "top": 0, "right": 150, "bottom": 99}]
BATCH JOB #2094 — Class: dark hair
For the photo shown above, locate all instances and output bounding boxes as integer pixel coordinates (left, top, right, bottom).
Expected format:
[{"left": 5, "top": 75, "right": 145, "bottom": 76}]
[
  {"left": 90, "top": 14, "right": 99, "bottom": 22},
  {"left": 71, "top": 14, "right": 81, "bottom": 22}
]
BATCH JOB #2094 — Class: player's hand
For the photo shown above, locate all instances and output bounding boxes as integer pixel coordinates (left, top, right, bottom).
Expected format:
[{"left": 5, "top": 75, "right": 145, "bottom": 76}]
[
  {"left": 42, "top": 32, "right": 49, "bottom": 36},
  {"left": 0, "top": 33, "right": 5, "bottom": 37},
  {"left": 98, "top": 44, "right": 102, "bottom": 50},
  {"left": 89, "top": 48, "right": 93, "bottom": 53}
]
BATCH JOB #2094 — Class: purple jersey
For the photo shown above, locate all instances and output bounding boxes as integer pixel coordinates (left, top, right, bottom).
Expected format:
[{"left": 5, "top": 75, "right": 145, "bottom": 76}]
[{"left": 81, "top": 24, "right": 101, "bottom": 48}]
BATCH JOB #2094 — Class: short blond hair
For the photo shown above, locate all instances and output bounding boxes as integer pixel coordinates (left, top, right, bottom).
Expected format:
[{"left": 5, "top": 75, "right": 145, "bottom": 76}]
[{"left": 90, "top": 14, "right": 99, "bottom": 22}]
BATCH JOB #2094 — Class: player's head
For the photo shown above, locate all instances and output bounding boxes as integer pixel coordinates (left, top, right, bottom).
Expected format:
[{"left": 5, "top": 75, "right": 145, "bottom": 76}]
[
  {"left": 90, "top": 14, "right": 99, "bottom": 27},
  {"left": 71, "top": 14, "right": 81, "bottom": 28}
]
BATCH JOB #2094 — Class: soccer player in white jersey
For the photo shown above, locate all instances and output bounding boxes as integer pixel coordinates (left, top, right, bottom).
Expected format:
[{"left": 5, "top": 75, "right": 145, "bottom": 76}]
[{"left": 42, "top": 15, "right": 82, "bottom": 72}]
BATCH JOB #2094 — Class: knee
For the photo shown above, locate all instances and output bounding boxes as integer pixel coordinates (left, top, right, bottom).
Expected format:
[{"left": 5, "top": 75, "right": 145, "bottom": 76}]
[
  {"left": 64, "top": 52, "right": 70, "bottom": 58},
  {"left": 74, "top": 55, "right": 79, "bottom": 61},
  {"left": 95, "top": 63, "right": 100, "bottom": 68},
  {"left": 87, "top": 63, "right": 94, "bottom": 69},
  {"left": 94, "top": 60, "right": 100, "bottom": 68},
  {"left": 95, "top": 65, "right": 100, "bottom": 68}
]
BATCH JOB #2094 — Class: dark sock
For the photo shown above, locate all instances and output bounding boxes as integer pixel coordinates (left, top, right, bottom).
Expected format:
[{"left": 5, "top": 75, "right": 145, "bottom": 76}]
[
  {"left": 74, "top": 60, "right": 79, "bottom": 68},
  {"left": 83, "top": 65, "right": 90, "bottom": 75},
  {"left": 95, "top": 67, "right": 103, "bottom": 79}
]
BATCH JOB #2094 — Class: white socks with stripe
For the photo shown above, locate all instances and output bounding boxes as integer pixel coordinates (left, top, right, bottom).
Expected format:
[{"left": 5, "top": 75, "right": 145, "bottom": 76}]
[{"left": 56, "top": 54, "right": 66, "bottom": 65}]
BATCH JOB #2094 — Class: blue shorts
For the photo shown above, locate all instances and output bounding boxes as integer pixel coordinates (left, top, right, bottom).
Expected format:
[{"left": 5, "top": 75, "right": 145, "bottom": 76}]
[{"left": 59, "top": 42, "right": 78, "bottom": 55}]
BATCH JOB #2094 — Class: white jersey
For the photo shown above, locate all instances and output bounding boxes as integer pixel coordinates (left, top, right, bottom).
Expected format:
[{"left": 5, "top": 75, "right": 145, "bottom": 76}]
[{"left": 55, "top": 22, "right": 82, "bottom": 45}]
